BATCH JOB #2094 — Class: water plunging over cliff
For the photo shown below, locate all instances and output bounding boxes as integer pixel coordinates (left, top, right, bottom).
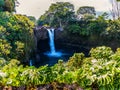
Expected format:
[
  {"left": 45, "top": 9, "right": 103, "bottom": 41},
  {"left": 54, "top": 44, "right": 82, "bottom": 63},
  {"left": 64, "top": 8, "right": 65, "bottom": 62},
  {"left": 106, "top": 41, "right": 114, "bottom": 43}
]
[
  {"left": 47, "top": 28, "right": 55, "bottom": 54},
  {"left": 44, "top": 28, "right": 62, "bottom": 57}
]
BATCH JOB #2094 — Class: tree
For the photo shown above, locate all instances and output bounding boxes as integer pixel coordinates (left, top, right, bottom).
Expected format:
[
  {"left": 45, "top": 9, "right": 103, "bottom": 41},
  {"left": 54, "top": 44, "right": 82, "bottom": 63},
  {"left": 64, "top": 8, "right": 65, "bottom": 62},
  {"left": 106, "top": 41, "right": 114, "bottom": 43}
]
[
  {"left": 28, "top": 16, "right": 36, "bottom": 23},
  {"left": 88, "top": 13, "right": 108, "bottom": 35},
  {"left": 105, "top": 19, "right": 120, "bottom": 40},
  {"left": 67, "top": 24, "right": 80, "bottom": 34},
  {"left": 0, "top": 0, "right": 5, "bottom": 11},
  {"left": 0, "top": 12, "right": 35, "bottom": 62},
  {"left": 77, "top": 6, "right": 96, "bottom": 20},
  {"left": 0, "top": 0, "right": 18, "bottom": 12},
  {"left": 38, "top": 2, "right": 75, "bottom": 28}
]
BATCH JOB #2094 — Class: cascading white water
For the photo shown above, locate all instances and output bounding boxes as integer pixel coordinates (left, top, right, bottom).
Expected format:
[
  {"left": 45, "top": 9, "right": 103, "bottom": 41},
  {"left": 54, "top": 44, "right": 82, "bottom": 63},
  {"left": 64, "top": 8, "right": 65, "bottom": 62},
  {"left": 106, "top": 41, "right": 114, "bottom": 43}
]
[
  {"left": 45, "top": 28, "right": 62, "bottom": 57},
  {"left": 47, "top": 28, "right": 55, "bottom": 54}
]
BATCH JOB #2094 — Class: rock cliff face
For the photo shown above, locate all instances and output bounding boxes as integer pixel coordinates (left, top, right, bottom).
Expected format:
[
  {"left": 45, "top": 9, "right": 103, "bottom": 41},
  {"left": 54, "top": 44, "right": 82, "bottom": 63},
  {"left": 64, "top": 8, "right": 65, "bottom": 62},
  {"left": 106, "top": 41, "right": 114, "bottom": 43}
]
[
  {"left": 34, "top": 26, "right": 48, "bottom": 41},
  {"left": 34, "top": 26, "right": 64, "bottom": 52},
  {"left": 33, "top": 26, "right": 93, "bottom": 51},
  {"left": 54, "top": 29, "right": 64, "bottom": 40},
  {"left": 33, "top": 26, "right": 120, "bottom": 52},
  {"left": 34, "top": 26, "right": 64, "bottom": 41}
]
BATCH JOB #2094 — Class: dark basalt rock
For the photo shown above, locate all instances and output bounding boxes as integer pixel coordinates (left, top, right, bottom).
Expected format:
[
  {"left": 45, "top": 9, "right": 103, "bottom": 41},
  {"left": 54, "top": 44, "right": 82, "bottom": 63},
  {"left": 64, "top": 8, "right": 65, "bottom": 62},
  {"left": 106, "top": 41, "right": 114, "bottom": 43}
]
[
  {"left": 34, "top": 26, "right": 63, "bottom": 41},
  {"left": 34, "top": 26, "right": 48, "bottom": 40}
]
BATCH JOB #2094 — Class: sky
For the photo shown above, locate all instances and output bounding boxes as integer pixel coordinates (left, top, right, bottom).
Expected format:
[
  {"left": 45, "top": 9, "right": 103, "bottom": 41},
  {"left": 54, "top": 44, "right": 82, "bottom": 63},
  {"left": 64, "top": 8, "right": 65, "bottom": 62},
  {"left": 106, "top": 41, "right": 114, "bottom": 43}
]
[{"left": 16, "top": 0, "right": 112, "bottom": 19}]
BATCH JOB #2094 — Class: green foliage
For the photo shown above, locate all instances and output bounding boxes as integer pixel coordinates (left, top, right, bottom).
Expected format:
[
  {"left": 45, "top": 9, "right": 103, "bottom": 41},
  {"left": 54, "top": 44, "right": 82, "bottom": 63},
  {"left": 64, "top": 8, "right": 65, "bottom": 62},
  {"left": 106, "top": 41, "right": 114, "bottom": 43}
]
[
  {"left": 0, "top": 0, "right": 5, "bottom": 11},
  {"left": 112, "top": 48, "right": 120, "bottom": 63},
  {"left": 88, "top": 14, "right": 108, "bottom": 35},
  {"left": 0, "top": 39, "right": 11, "bottom": 59},
  {"left": 90, "top": 46, "right": 113, "bottom": 59},
  {"left": 37, "top": 3, "right": 120, "bottom": 47},
  {"left": 21, "top": 66, "right": 41, "bottom": 86},
  {"left": 66, "top": 13, "right": 108, "bottom": 38},
  {"left": 0, "top": 57, "right": 6, "bottom": 67},
  {"left": 67, "top": 53, "right": 84, "bottom": 70},
  {"left": 77, "top": 6, "right": 96, "bottom": 15},
  {"left": 0, "top": 2, "right": 120, "bottom": 88},
  {"left": 105, "top": 19, "right": 120, "bottom": 40},
  {"left": 0, "top": 12, "right": 35, "bottom": 61},
  {"left": 67, "top": 24, "right": 80, "bottom": 34},
  {"left": 51, "top": 60, "right": 66, "bottom": 82},
  {"left": 28, "top": 16, "right": 36, "bottom": 23},
  {"left": 0, "top": 0, "right": 17, "bottom": 12},
  {"left": 0, "top": 25, "right": 6, "bottom": 38},
  {"left": 82, "top": 14, "right": 95, "bottom": 21},
  {"left": 75, "top": 46, "right": 117, "bottom": 89},
  {"left": 37, "top": 2, "right": 75, "bottom": 27},
  {"left": 1, "top": 59, "right": 23, "bottom": 86},
  {"left": 37, "top": 2, "right": 120, "bottom": 46},
  {"left": 77, "top": 6, "right": 96, "bottom": 21},
  {"left": 0, "top": 46, "right": 120, "bottom": 89}
]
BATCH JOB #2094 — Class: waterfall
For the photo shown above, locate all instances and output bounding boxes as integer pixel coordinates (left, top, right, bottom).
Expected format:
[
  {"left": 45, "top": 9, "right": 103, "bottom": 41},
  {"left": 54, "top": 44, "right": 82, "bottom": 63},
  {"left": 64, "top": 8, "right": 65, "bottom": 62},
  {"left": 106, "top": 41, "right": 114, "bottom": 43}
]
[
  {"left": 45, "top": 28, "right": 62, "bottom": 57},
  {"left": 47, "top": 28, "right": 55, "bottom": 54},
  {"left": 29, "top": 60, "right": 32, "bottom": 66}
]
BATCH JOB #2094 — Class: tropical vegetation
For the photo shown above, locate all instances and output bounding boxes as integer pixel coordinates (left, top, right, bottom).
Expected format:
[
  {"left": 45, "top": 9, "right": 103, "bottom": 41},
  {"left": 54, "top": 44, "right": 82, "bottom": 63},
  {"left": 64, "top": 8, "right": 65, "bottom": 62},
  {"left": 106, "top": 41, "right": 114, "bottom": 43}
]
[
  {"left": 0, "top": 12, "right": 35, "bottom": 62},
  {"left": 0, "top": 46, "right": 120, "bottom": 90},
  {"left": 38, "top": 1, "right": 120, "bottom": 49},
  {"left": 0, "top": 0, "right": 120, "bottom": 89}
]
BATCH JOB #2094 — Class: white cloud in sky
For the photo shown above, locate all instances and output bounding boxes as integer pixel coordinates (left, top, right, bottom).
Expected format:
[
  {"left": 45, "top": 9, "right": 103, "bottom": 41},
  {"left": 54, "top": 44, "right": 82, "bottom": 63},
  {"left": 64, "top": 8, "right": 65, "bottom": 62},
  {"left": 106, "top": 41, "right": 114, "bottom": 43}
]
[{"left": 16, "top": 0, "right": 112, "bottom": 19}]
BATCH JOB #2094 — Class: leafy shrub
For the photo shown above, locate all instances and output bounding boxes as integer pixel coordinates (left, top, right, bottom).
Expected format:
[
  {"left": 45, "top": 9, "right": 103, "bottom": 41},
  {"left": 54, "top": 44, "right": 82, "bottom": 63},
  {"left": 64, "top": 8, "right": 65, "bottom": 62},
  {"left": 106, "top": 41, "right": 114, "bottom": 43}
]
[
  {"left": 67, "top": 53, "right": 84, "bottom": 70},
  {"left": 0, "top": 46, "right": 120, "bottom": 90},
  {"left": 0, "top": 39, "right": 11, "bottom": 59},
  {"left": 90, "top": 46, "right": 113, "bottom": 59}
]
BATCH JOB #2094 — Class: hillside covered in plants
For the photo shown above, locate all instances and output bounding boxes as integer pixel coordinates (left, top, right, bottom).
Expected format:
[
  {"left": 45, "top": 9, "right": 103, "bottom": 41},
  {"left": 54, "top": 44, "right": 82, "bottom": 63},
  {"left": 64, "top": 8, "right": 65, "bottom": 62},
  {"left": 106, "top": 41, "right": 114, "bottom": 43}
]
[
  {"left": 37, "top": 1, "right": 120, "bottom": 49},
  {"left": 0, "top": 46, "right": 120, "bottom": 90},
  {"left": 0, "top": 0, "right": 120, "bottom": 90}
]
